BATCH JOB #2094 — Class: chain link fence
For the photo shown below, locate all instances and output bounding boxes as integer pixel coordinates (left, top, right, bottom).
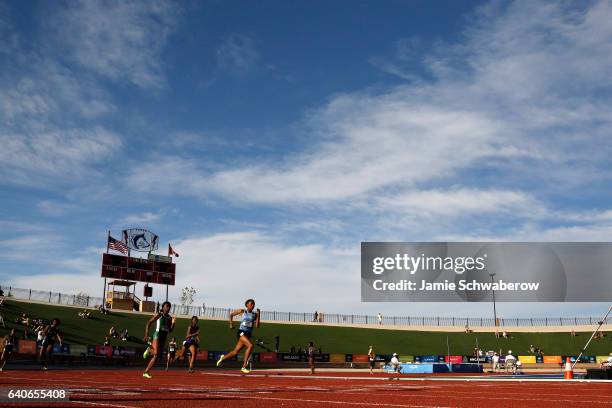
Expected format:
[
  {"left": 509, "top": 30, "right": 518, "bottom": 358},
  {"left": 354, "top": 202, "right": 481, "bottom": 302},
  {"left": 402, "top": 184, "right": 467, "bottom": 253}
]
[{"left": 1, "top": 285, "right": 608, "bottom": 328}]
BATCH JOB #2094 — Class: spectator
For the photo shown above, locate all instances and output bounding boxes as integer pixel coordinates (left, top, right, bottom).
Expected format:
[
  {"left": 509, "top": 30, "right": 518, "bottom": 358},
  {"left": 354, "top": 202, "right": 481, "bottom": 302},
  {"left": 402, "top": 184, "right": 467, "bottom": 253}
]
[
  {"left": 377, "top": 313, "right": 383, "bottom": 325},
  {"left": 109, "top": 326, "right": 118, "bottom": 339},
  {"left": 121, "top": 329, "right": 129, "bottom": 341},
  {"left": 502, "top": 330, "right": 509, "bottom": 339},
  {"left": 505, "top": 350, "right": 517, "bottom": 373},
  {"left": 103, "top": 336, "right": 110, "bottom": 346},
  {"left": 495, "top": 329, "right": 500, "bottom": 338},
  {"left": 0, "top": 313, "right": 4, "bottom": 328},
  {"left": 390, "top": 353, "right": 401, "bottom": 373},
  {"left": 465, "top": 324, "right": 472, "bottom": 334},
  {"left": 318, "top": 312, "right": 324, "bottom": 323},
  {"left": 601, "top": 353, "right": 612, "bottom": 369},
  {"left": 274, "top": 336, "right": 280, "bottom": 352},
  {"left": 313, "top": 311, "right": 318, "bottom": 322},
  {"left": 515, "top": 359, "right": 523, "bottom": 374},
  {"left": 36, "top": 327, "right": 45, "bottom": 343},
  {"left": 492, "top": 352, "right": 500, "bottom": 373},
  {"left": 570, "top": 329, "right": 577, "bottom": 337}
]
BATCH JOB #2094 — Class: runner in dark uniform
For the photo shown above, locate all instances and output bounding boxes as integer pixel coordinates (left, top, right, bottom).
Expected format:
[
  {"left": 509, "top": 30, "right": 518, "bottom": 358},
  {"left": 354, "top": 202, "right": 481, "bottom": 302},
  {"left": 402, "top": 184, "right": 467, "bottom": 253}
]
[
  {"left": 216, "top": 299, "right": 260, "bottom": 374},
  {"left": 0, "top": 328, "right": 17, "bottom": 371},
  {"left": 166, "top": 337, "right": 177, "bottom": 370},
  {"left": 142, "top": 301, "right": 176, "bottom": 379},
  {"left": 179, "top": 316, "right": 200, "bottom": 373},
  {"left": 368, "top": 345, "right": 375, "bottom": 374},
  {"left": 307, "top": 341, "right": 316, "bottom": 374},
  {"left": 40, "top": 319, "right": 62, "bottom": 371}
]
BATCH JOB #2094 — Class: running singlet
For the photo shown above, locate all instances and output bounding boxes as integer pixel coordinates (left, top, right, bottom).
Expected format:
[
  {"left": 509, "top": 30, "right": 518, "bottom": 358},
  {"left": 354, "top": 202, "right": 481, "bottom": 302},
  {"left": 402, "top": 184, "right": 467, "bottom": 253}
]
[
  {"left": 155, "top": 314, "right": 172, "bottom": 333},
  {"left": 239, "top": 310, "right": 257, "bottom": 333},
  {"left": 43, "top": 326, "right": 59, "bottom": 344},
  {"left": 169, "top": 342, "right": 177, "bottom": 352},
  {"left": 188, "top": 325, "right": 199, "bottom": 336},
  {"left": 307, "top": 346, "right": 315, "bottom": 357}
]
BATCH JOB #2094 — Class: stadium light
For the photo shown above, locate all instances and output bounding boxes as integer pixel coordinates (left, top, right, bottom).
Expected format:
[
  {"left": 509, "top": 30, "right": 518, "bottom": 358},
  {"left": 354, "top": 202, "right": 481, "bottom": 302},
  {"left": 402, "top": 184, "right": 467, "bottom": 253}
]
[{"left": 489, "top": 271, "right": 497, "bottom": 327}]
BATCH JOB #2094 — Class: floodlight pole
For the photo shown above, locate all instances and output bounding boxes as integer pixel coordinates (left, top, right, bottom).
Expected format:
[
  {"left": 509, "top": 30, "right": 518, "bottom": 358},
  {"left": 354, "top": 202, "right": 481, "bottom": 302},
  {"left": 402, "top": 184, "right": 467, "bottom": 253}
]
[
  {"left": 489, "top": 272, "right": 497, "bottom": 326},
  {"left": 572, "top": 304, "right": 612, "bottom": 370}
]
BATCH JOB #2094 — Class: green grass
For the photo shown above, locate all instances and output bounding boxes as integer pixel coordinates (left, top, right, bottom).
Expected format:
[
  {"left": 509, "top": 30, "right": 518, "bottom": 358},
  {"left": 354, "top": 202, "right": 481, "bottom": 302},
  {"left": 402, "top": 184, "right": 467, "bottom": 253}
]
[{"left": 1, "top": 299, "right": 610, "bottom": 356}]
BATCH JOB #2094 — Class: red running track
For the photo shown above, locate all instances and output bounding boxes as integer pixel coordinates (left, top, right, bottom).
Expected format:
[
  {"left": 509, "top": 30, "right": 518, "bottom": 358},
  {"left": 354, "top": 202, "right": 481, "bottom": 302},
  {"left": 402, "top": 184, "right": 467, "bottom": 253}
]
[{"left": 0, "top": 369, "right": 611, "bottom": 408}]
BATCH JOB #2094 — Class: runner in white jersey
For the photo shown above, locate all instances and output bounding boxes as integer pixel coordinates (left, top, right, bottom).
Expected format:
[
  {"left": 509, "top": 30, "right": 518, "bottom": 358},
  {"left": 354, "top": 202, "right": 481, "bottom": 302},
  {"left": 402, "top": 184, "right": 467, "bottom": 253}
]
[{"left": 216, "top": 299, "right": 260, "bottom": 374}]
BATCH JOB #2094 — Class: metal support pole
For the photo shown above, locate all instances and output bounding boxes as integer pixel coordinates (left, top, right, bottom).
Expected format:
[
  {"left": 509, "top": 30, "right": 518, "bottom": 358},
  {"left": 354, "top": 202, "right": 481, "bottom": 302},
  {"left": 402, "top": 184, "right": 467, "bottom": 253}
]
[{"left": 572, "top": 304, "right": 612, "bottom": 369}]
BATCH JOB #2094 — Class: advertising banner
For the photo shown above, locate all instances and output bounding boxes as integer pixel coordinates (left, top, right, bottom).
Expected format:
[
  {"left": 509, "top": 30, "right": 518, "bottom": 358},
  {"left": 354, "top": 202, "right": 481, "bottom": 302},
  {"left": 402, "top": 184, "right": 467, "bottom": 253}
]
[
  {"left": 444, "top": 355, "right": 463, "bottom": 364},
  {"left": 543, "top": 356, "right": 562, "bottom": 364},
  {"left": 17, "top": 340, "right": 36, "bottom": 355},
  {"left": 330, "top": 354, "right": 345, "bottom": 363},
  {"left": 259, "top": 352, "right": 277, "bottom": 363},
  {"left": 518, "top": 355, "right": 536, "bottom": 364}
]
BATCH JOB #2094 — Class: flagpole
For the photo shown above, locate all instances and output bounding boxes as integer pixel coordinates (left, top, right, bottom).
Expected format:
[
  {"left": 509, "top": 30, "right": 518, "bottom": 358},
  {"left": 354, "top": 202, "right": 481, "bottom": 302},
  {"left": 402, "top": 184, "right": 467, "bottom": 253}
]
[{"left": 103, "top": 230, "right": 109, "bottom": 308}]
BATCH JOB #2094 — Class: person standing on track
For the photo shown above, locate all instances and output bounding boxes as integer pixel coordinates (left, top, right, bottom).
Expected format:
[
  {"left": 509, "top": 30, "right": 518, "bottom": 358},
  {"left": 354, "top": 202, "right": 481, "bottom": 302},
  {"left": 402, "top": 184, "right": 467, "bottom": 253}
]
[
  {"left": 179, "top": 316, "right": 200, "bottom": 373},
  {"left": 0, "top": 328, "right": 17, "bottom": 371},
  {"left": 39, "top": 318, "right": 63, "bottom": 371},
  {"left": 143, "top": 301, "right": 176, "bottom": 379},
  {"left": 307, "top": 341, "right": 316, "bottom": 374},
  {"left": 216, "top": 299, "right": 260, "bottom": 374},
  {"left": 368, "top": 345, "right": 375, "bottom": 374},
  {"left": 166, "top": 337, "right": 177, "bottom": 370},
  {"left": 492, "top": 352, "right": 500, "bottom": 373}
]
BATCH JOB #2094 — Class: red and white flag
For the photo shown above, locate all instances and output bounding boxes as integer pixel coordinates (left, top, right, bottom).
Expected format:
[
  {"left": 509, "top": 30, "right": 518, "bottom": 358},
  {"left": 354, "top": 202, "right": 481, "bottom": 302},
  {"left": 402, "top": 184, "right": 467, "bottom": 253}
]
[
  {"left": 108, "top": 236, "right": 129, "bottom": 254},
  {"left": 168, "top": 243, "right": 179, "bottom": 257}
]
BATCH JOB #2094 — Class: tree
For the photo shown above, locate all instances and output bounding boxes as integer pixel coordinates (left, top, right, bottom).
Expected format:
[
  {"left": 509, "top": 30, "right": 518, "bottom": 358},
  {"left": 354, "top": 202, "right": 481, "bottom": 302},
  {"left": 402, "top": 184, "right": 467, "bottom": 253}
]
[
  {"left": 180, "top": 286, "right": 196, "bottom": 307},
  {"left": 74, "top": 291, "right": 89, "bottom": 306}
]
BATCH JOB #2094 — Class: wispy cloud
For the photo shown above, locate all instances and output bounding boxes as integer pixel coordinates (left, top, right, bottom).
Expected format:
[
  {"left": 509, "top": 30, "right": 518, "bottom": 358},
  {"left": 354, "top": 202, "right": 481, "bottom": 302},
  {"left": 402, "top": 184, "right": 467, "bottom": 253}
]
[
  {"left": 119, "top": 211, "right": 164, "bottom": 226},
  {"left": 216, "top": 33, "right": 261, "bottom": 76},
  {"left": 50, "top": 0, "right": 181, "bottom": 88},
  {"left": 128, "top": 1, "right": 612, "bottom": 224},
  {"left": 0, "top": 127, "right": 122, "bottom": 187}
]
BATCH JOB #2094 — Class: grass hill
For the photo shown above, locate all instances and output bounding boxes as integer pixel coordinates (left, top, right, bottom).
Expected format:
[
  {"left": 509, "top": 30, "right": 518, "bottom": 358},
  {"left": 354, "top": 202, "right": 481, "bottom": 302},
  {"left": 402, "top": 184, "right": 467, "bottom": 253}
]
[{"left": 1, "top": 299, "right": 610, "bottom": 356}]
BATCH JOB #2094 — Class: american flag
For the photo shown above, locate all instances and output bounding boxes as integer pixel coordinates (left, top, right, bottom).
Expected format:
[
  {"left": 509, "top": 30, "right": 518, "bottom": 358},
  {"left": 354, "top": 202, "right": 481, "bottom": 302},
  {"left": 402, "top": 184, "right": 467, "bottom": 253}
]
[{"left": 108, "top": 236, "right": 129, "bottom": 254}]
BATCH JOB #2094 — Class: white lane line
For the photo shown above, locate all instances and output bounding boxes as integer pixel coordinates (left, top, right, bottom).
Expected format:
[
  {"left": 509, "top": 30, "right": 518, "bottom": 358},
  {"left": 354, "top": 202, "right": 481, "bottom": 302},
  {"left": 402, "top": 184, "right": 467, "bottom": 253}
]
[
  {"left": 230, "top": 395, "right": 450, "bottom": 408},
  {"left": 69, "top": 401, "right": 138, "bottom": 408}
]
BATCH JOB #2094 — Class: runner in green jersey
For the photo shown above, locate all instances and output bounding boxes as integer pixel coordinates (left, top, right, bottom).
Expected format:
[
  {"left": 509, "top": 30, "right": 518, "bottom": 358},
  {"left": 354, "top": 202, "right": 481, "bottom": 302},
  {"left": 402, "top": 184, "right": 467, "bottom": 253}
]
[{"left": 142, "top": 301, "right": 176, "bottom": 378}]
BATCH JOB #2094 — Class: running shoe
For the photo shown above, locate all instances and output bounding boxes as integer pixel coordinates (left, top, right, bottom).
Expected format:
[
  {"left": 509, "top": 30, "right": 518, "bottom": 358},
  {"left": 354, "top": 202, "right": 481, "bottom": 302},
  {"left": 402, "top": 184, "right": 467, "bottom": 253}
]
[
  {"left": 143, "top": 372, "right": 152, "bottom": 379},
  {"left": 240, "top": 367, "right": 250, "bottom": 374},
  {"left": 216, "top": 354, "right": 224, "bottom": 367},
  {"left": 42, "top": 366, "right": 48, "bottom": 371},
  {"left": 188, "top": 368, "right": 194, "bottom": 373},
  {"left": 143, "top": 348, "right": 150, "bottom": 359}
]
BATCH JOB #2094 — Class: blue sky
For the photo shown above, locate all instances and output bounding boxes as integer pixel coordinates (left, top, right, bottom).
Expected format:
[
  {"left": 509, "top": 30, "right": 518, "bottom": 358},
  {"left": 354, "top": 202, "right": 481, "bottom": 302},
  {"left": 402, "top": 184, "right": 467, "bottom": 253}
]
[{"left": 1, "top": 0, "right": 611, "bottom": 317}]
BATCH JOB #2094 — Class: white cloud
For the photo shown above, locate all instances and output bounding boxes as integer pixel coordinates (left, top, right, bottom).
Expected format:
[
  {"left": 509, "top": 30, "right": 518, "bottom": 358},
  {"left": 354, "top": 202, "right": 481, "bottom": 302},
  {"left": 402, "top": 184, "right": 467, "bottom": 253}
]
[
  {"left": 380, "top": 189, "right": 544, "bottom": 218},
  {"left": 171, "top": 232, "right": 358, "bottom": 311},
  {"left": 128, "top": 1, "right": 612, "bottom": 215},
  {"left": 51, "top": 0, "right": 181, "bottom": 88},
  {"left": 119, "top": 211, "right": 163, "bottom": 226},
  {"left": 0, "top": 127, "right": 122, "bottom": 187}
]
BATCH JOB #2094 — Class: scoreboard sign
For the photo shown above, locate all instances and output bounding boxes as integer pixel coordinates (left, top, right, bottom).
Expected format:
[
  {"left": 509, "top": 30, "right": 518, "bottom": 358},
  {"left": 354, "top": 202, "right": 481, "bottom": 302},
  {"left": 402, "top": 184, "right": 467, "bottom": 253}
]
[{"left": 101, "top": 253, "right": 176, "bottom": 285}]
